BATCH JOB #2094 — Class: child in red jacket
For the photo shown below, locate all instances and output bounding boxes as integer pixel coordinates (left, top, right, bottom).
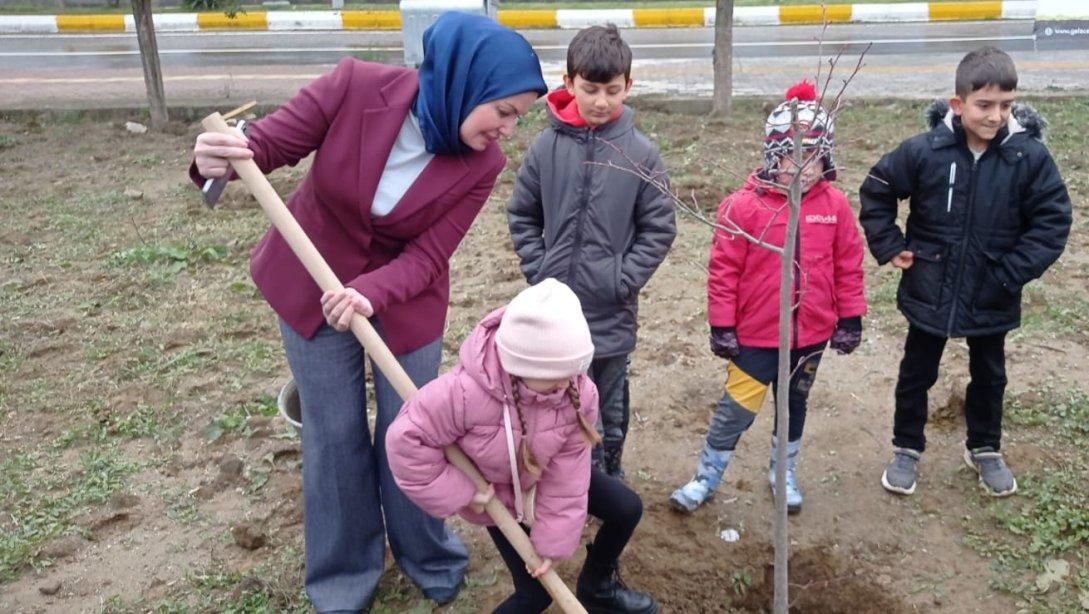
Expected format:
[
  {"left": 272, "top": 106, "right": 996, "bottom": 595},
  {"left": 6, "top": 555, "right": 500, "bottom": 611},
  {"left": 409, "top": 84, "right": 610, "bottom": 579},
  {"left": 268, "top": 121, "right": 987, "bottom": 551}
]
[{"left": 670, "top": 82, "right": 867, "bottom": 514}]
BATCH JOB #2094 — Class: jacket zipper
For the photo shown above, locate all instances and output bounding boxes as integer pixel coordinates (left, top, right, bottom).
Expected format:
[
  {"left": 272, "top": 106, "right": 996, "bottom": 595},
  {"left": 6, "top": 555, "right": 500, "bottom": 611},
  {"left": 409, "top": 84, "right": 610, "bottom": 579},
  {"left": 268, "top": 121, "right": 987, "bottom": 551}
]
[
  {"left": 945, "top": 162, "right": 957, "bottom": 213},
  {"left": 567, "top": 131, "right": 595, "bottom": 283},
  {"left": 945, "top": 153, "right": 980, "bottom": 336},
  {"left": 792, "top": 221, "right": 801, "bottom": 349}
]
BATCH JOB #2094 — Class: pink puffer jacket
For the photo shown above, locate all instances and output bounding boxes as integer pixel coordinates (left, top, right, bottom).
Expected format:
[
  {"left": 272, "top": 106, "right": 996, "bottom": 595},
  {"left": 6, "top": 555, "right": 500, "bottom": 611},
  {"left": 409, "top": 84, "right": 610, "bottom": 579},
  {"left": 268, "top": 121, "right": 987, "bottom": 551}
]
[
  {"left": 386, "top": 306, "right": 599, "bottom": 561},
  {"left": 708, "top": 174, "right": 867, "bottom": 348}
]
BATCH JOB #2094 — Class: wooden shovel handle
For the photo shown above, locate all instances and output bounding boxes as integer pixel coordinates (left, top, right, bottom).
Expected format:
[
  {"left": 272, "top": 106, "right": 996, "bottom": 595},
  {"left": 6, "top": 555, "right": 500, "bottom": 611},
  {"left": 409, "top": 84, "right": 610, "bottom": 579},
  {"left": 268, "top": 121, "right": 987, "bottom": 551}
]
[{"left": 201, "top": 112, "right": 586, "bottom": 614}]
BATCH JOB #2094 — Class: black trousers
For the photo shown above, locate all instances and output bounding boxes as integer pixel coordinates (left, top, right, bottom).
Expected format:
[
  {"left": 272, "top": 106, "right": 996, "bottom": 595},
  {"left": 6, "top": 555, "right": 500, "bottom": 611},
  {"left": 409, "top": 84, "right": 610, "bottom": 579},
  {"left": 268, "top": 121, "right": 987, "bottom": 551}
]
[
  {"left": 486, "top": 468, "right": 643, "bottom": 613},
  {"left": 588, "top": 354, "right": 630, "bottom": 447},
  {"left": 893, "top": 325, "right": 1007, "bottom": 452}
]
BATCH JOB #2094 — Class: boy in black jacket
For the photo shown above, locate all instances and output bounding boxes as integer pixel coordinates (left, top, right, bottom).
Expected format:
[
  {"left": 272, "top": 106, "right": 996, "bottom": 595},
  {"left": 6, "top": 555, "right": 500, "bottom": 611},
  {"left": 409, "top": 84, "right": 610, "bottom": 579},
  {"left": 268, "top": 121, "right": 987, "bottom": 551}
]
[{"left": 859, "top": 47, "right": 1071, "bottom": 497}]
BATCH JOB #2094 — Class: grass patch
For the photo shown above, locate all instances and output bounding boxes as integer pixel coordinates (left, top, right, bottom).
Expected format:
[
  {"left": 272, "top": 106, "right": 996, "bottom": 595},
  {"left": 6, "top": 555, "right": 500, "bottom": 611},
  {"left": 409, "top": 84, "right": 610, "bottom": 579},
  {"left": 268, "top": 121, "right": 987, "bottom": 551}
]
[
  {"left": 121, "top": 343, "right": 213, "bottom": 381},
  {"left": 52, "top": 403, "right": 181, "bottom": 450},
  {"left": 1007, "top": 384, "right": 1089, "bottom": 445},
  {"left": 965, "top": 384, "right": 1089, "bottom": 608},
  {"left": 0, "top": 338, "right": 20, "bottom": 375},
  {"left": 965, "top": 463, "right": 1089, "bottom": 610},
  {"left": 992, "top": 467, "right": 1089, "bottom": 555},
  {"left": 0, "top": 446, "right": 141, "bottom": 582},
  {"left": 865, "top": 267, "right": 900, "bottom": 317},
  {"left": 136, "top": 153, "right": 163, "bottom": 168},
  {"left": 103, "top": 546, "right": 310, "bottom": 613},
  {"left": 162, "top": 488, "right": 205, "bottom": 526},
  {"left": 1018, "top": 284, "right": 1089, "bottom": 337},
  {"left": 108, "top": 241, "right": 230, "bottom": 281},
  {"left": 204, "top": 394, "right": 279, "bottom": 442}
]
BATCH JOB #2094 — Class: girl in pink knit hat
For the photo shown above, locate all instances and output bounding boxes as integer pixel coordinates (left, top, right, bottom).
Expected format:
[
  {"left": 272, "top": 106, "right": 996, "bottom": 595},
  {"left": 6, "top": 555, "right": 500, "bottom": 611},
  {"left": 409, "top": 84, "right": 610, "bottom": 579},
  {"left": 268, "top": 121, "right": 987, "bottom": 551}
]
[{"left": 387, "top": 279, "right": 658, "bottom": 613}]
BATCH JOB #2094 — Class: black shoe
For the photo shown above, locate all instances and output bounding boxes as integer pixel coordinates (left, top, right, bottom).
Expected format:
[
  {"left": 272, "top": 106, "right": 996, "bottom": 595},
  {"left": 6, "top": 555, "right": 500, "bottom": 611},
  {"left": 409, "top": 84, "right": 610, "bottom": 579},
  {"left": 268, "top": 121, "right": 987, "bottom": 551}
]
[
  {"left": 576, "top": 544, "right": 658, "bottom": 614},
  {"left": 603, "top": 441, "right": 626, "bottom": 480}
]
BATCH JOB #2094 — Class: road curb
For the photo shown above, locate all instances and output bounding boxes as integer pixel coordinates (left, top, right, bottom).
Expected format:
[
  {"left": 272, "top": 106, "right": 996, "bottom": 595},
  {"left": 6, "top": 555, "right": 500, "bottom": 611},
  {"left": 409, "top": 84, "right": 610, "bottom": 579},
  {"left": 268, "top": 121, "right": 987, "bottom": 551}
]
[
  {"left": 0, "top": 1, "right": 1038, "bottom": 34},
  {"left": 6, "top": 91, "right": 1088, "bottom": 123}
]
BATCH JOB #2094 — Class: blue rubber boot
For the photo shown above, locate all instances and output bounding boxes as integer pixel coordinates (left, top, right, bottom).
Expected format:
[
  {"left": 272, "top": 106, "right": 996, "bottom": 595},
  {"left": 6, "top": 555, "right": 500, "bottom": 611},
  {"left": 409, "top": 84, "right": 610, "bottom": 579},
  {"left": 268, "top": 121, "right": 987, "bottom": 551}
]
[
  {"left": 669, "top": 443, "right": 731, "bottom": 513},
  {"left": 768, "top": 436, "right": 802, "bottom": 514}
]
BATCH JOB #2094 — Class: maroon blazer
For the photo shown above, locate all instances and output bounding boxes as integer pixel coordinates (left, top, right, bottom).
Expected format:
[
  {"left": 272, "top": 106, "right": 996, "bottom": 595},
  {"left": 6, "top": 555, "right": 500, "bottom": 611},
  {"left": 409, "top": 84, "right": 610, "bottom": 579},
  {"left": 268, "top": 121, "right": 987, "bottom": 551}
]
[{"left": 198, "top": 58, "right": 506, "bottom": 355}]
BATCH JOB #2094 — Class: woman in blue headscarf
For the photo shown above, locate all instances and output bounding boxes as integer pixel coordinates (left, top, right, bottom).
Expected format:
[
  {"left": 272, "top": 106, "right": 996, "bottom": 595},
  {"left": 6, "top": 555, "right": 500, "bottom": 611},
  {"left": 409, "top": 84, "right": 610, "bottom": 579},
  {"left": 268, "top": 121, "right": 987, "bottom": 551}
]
[{"left": 191, "top": 12, "right": 547, "bottom": 612}]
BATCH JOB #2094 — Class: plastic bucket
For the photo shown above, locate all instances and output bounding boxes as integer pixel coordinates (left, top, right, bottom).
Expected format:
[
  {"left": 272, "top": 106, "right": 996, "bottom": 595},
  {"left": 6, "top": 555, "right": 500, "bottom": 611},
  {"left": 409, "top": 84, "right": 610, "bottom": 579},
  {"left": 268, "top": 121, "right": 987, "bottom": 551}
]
[{"left": 277, "top": 378, "right": 302, "bottom": 432}]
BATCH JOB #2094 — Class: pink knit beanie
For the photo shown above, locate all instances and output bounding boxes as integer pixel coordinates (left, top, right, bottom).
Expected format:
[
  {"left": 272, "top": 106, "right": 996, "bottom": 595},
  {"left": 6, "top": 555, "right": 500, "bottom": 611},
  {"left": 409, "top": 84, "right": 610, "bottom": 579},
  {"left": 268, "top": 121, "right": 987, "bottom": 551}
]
[{"left": 495, "top": 279, "right": 595, "bottom": 379}]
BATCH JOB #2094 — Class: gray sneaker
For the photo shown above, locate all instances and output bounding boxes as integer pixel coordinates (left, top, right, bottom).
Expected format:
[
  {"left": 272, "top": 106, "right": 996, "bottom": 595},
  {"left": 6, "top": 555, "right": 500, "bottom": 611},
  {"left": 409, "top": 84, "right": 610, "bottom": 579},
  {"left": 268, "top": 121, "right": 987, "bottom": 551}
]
[
  {"left": 881, "top": 448, "right": 921, "bottom": 495},
  {"left": 964, "top": 447, "right": 1018, "bottom": 497}
]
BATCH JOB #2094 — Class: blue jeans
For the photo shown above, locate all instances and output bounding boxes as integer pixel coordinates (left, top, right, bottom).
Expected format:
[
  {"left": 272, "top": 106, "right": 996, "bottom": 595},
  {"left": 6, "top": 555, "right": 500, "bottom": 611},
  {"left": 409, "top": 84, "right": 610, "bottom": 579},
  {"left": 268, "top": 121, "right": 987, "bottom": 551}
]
[{"left": 280, "top": 320, "right": 468, "bottom": 612}]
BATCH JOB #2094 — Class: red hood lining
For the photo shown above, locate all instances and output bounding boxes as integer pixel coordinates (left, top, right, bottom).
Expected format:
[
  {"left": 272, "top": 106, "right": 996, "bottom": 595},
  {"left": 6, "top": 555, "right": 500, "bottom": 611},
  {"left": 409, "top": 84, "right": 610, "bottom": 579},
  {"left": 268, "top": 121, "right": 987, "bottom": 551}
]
[{"left": 546, "top": 87, "right": 623, "bottom": 129}]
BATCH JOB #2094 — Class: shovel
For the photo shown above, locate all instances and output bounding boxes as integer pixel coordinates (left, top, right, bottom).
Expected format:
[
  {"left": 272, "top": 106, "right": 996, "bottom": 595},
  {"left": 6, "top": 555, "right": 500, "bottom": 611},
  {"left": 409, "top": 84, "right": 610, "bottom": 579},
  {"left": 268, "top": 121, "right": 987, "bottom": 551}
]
[{"left": 201, "top": 111, "right": 587, "bottom": 614}]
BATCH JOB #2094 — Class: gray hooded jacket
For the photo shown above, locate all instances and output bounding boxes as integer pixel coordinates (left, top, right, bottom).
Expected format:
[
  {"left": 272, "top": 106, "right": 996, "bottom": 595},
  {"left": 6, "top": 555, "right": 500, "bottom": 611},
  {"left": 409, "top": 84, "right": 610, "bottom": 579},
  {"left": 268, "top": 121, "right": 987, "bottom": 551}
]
[{"left": 507, "top": 102, "right": 677, "bottom": 358}]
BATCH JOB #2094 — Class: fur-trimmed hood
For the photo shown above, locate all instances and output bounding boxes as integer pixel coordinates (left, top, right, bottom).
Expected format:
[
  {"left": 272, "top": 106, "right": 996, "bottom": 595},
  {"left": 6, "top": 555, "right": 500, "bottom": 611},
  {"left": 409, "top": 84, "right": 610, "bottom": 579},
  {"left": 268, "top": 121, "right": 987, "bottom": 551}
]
[{"left": 925, "top": 99, "right": 1047, "bottom": 143}]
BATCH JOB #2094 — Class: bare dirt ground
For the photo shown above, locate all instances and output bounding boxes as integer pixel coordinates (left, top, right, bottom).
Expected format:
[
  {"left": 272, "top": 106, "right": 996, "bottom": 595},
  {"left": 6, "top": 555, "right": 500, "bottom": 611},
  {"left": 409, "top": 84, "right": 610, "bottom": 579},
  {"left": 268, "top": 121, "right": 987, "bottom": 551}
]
[{"left": 1, "top": 95, "right": 1087, "bottom": 613}]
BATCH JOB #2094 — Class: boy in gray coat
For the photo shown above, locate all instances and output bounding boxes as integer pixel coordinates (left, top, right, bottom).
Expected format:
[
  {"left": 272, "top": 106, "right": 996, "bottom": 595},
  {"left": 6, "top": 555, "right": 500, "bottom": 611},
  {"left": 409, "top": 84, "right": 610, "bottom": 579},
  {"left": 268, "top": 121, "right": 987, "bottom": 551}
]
[{"left": 507, "top": 25, "right": 677, "bottom": 478}]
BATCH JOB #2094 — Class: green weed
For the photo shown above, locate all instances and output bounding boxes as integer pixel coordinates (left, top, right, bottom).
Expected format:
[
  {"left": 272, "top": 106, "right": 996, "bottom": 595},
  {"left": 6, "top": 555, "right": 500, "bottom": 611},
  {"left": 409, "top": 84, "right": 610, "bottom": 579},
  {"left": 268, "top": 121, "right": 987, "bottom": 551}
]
[
  {"left": 730, "top": 568, "right": 754, "bottom": 596},
  {"left": 52, "top": 403, "right": 178, "bottom": 450},
  {"left": 204, "top": 394, "right": 279, "bottom": 442},
  {"left": 57, "top": 110, "right": 84, "bottom": 124},
  {"left": 136, "top": 153, "right": 162, "bottom": 168},
  {"left": 0, "top": 446, "right": 140, "bottom": 582},
  {"left": 108, "top": 241, "right": 230, "bottom": 280},
  {"left": 121, "top": 343, "right": 212, "bottom": 380},
  {"left": 110, "top": 547, "right": 310, "bottom": 612},
  {"left": 866, "top": 268, "right": 899, "bottom": 311},
  {"left": 0, "top": 338, "right": 19, "bottom": 374},
  {"left": 1007, "top": 384, "right": 1089, "bottom": 444},
  {"left": 965, "top": 381, "right": 1089, "bottom": 607},
  {"left": 163, "top": 489, "right": 204, "bottom": 526},
  {"left": 991, "top": 466, "right": 1089, "bottom": 556},
  {"left": 965, "top": 463, "right": 1089, "bottom": 608}
]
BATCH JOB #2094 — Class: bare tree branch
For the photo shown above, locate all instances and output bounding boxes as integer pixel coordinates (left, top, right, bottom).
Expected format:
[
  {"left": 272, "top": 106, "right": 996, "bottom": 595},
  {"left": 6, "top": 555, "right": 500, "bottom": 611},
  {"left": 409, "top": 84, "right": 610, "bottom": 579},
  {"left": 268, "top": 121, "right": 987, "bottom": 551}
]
[
  {"left": 591, "top": 151, "right": 788, "bottom": 254},
  {"left": 583, "top": 19, "right": 871, "bottom": 612}
]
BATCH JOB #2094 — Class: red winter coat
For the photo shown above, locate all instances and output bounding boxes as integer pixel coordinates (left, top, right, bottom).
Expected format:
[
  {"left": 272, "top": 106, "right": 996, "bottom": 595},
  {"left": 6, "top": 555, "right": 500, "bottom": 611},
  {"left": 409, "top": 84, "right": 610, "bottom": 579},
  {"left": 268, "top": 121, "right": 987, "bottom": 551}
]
[{"left": 707, "top": 175, "right": 867, "bottom": 348}]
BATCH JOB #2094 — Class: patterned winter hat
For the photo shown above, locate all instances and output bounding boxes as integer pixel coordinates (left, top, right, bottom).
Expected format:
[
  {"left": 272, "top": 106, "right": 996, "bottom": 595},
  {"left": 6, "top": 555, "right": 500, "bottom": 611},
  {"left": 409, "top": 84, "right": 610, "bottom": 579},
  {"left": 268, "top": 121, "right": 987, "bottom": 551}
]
[{"left": 763, "top": 80, "right": 836, "bottom": 181}]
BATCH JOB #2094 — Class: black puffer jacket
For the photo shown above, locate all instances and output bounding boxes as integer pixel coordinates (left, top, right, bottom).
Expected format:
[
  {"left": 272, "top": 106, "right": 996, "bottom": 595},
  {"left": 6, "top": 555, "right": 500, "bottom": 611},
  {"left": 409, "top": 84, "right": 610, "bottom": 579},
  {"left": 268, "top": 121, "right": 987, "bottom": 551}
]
[{"left": 859, "top": 101, "right": 1072, "bottom": 337}]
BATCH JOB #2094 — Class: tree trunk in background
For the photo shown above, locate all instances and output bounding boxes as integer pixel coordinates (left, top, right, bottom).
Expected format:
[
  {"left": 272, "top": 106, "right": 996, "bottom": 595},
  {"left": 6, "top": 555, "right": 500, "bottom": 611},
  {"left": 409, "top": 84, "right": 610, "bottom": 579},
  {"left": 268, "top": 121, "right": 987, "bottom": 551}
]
[
  {"left": 711, "top": 0, "right": 734, "bottom": 116},
  {"left": 131, "top": 0, "right": 168, "bottom": 129}
]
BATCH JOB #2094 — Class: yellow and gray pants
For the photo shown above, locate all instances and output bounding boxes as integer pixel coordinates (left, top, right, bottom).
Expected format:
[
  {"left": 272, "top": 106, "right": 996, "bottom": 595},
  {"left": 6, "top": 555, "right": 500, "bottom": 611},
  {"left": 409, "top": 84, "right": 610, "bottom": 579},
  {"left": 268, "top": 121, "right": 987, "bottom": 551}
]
[{"left": 705, "top": 341, "right": 826, "bottom": 452}]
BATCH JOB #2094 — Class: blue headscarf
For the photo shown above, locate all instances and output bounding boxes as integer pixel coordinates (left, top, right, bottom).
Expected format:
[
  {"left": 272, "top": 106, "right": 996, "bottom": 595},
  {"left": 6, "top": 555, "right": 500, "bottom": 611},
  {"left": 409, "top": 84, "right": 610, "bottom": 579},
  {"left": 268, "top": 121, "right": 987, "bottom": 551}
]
[{"left": 413, "top": 12, "right": 548, "bottom": 155}]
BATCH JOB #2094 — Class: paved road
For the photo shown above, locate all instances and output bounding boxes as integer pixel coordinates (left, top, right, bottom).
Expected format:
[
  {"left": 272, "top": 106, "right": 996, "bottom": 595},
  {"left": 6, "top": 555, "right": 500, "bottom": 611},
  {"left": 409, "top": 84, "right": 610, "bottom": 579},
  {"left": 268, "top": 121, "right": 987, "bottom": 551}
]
[{"left": 0, "top": 21, "right": 1086, "bottom": 109}]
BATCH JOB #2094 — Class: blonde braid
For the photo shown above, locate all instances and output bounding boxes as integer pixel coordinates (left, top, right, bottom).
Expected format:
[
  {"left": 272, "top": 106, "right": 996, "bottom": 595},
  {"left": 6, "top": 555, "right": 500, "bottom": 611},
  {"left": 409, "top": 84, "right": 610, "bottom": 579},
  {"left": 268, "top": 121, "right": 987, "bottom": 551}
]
[
  {"left": 510, "top": 376, "right": 542, "bottom": 476},
  {"left": 567, "top": 381, "right": 601, "bottom": 445}
]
